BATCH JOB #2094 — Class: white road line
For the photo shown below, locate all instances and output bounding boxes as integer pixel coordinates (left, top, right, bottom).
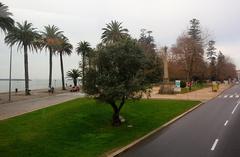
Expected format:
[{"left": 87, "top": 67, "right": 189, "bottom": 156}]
[
  {"left": 224, "top": 95, "right": 228, "bottom": 98},
  {"left": 232, "top": 103, "right": 239, "bottom": 114},
  {"left": 235, "top": 95, "right": 239, "bottom": 98},
  {"left": 211, "top": 139, "right": 219, "bottom": 151},
  {"left": 224, "top": 120, "right": 229, "bottom": 126},
  {"left": 230, "top": 95, "right": 234, "bottom": 98}
]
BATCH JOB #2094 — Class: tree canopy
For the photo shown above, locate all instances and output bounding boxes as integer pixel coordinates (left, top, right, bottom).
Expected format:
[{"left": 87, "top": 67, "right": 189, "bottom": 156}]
[
  {"left": 0, "top": 2, "right": 14, "bottom": 33},
  {"left": 67, "top": 69, "right": 81, "bottom": 87},
  {"left": 84, "top": 38, "right": 151, "bottom": 126},
  {"left": 101, "top": 20, "right": 129, "bottom": 44}
]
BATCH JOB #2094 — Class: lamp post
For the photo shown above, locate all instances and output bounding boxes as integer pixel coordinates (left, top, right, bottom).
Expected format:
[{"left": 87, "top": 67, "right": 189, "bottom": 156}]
[{"left": 8, "top": 46, "right": 12, "bottom": 102}]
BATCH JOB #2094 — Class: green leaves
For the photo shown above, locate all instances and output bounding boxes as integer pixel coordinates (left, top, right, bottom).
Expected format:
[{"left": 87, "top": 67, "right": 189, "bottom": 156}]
[
  {"left": 76, "top": 41, "right": 91, "bottom": 56},
  {"left": 67, "top": 69, "right": 81, "bottom": 79},
  {"left": 41, "top": 25, "right": 64, "bottom": 52},
  {"left": 0, "top": 2, "right": 14, "bottom": 33},
  {"left": 85, "top": 38, "right": 150, "bottom": 102},
  {"left": 101, "top": 20, "right": 129, "bottom": 44},
  {"left": 58, "top": 36, "right": 73, "bottom": 56},
  {"left": 4, "top": 21, "right": 40, "bottom": 52}
]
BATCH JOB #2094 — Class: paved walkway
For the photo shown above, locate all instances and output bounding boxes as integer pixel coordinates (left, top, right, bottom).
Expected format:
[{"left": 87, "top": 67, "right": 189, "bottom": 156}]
[
  {"left": 0, "top": 88, "right": 71, "bottom": 104},
  {"left": 0, "top": 92, "right": 85, "bottom": 120},
  {"left": 146, "top": 84, "right": 231, "bottom": 102},
  {"left": 0, "top": 84, "right": 231, "bottom": 121}
]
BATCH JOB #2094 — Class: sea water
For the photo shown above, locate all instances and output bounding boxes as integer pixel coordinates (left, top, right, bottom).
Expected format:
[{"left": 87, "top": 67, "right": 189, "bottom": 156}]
[{"left": 0, "top": 79, "right": 75, "bottom": 93}]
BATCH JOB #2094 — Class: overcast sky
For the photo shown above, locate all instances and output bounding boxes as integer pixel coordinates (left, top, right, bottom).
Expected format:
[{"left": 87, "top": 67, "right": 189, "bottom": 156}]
[{"left": 0, "top": 0, "right": 240, "bottom": 79}]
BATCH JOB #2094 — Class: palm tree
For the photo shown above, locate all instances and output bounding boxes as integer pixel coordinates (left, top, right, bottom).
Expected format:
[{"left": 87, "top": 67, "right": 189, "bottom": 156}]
[
  {"left": 101, "top": 20, "right": 129, "bottom": 44},
  {"left": 0, "top": 2, "right": 14, "bottom": 33},
  {"left": 41, "top": 25, "right": 63, "bottom": 89},
  {"left": 66, "top": 69, "right": 81, "bottom": 87},
  {"left": 76, "top": 41, "right": 91, "bottom": 87},
  {"left": 5, "top": 21, "right": 40, "bottom": 95},
  {"left": 57, "top": 36, "right": 73, "bottom": 90}
]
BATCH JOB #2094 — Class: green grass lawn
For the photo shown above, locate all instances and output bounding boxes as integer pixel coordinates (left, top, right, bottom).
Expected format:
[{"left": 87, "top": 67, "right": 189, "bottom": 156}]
[
  {"left": 0, "top": 98, "right": 199, "bottom": 157},
  {"left": 181, "top": 83, "right": 210, "bottom": 93}
]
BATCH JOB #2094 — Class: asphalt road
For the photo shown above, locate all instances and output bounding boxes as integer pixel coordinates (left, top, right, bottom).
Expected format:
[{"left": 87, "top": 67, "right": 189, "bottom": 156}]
[{"left": 119, "top": 85, "right": 240, "bottom": 157}]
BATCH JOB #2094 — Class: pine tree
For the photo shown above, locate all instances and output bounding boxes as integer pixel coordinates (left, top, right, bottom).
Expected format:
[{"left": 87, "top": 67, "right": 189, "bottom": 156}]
[
  {"left": 188, "top": 18, "right": 202, "bottom": 43},
  {"left": 206, "top": 40, "right": 217, "bottom": 81}
]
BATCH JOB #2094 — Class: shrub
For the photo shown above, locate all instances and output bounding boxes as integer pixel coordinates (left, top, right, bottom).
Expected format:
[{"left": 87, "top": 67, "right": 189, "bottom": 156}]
[{"left": 180, "top": 81, "right": 186, "bottom": 88}]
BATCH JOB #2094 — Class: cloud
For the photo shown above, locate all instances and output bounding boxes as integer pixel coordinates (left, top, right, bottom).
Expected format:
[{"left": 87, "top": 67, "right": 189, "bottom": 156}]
[{"left": 0, "top": 0, "right": 240, "bottom": 79}]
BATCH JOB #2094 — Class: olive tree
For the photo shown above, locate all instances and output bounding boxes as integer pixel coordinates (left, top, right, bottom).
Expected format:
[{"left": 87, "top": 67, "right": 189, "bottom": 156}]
[{"left": 84, "top": 38, "right": 151, "bottom": 126}]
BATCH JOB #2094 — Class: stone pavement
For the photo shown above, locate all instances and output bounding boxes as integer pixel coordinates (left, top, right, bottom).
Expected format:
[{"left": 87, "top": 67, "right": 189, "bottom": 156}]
[
  {"left": 0, "top": 92, "right": 85, "bottom": 120},
  {"left": 146, "top": 84, "right": 231, "bottom": 102}
]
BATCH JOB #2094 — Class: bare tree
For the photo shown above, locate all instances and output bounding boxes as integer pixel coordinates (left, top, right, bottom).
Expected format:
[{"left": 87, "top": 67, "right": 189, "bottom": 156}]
[{"left": 171, "top": 34, "right": 204, "bottom": 83}]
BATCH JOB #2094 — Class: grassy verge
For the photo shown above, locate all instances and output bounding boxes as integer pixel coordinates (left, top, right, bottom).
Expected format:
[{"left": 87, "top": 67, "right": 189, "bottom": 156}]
[
  {"left": 0, "top": 98, "right": 199, "bottom": 157},
  {"left": 181, "top": 83, "right": 210, "bottom": 93}
]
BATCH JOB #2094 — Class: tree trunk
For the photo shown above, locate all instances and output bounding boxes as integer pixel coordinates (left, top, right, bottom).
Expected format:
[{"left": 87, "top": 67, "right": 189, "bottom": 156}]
[
  {"left": 24, "top": 45, "right": 30, "bottom": 95},
  {"left": 88, "top": 57, "right": 92, "bottom": 70},
  {"left": 110, "top": 96, "right": 125, "bottom": 126},
  {"left": 60, "top": 52, "right": 66, "bottom": 90},
  {"left": 82, "top": 55, "right": 85, "bottom": 88},
  {"left": 73, "top": 78, "right": 77, "bottom": 87},
  {"left": 49, "top": 48, "right": 53, "bottom": 88},
  {"left": 188, "top": 53, "right": 194, "bottom": 91},
  {"left": 110, "top": 101, "right": 121, "bottom": 126},
  {"left": 112, "top": 111, "right": 121, "bottom": 126}
]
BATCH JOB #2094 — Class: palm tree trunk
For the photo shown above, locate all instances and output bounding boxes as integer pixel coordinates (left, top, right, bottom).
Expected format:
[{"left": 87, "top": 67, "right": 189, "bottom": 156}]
[
  {"left": 88, "top": 57, "right": 91, "bottom": 69},
  {"left": 24, "top": 45, "right": 30, "bottom": 95},
  {"left": 60, "top": 52, "right": 66, "bottom": 90},
  {"left": 73, "top": 78, "right": 77, "bottom": 87},
  {"left": 82, "top": 55, "right": 85, "bottom": 88},
  {"left": 49, "top": 48, "right": 53, "bottom": 88}
]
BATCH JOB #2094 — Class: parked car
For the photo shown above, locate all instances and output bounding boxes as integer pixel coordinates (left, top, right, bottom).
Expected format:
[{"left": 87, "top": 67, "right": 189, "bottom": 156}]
[{"left": 70, "top": 86, "right": 80, "bottom": 92}]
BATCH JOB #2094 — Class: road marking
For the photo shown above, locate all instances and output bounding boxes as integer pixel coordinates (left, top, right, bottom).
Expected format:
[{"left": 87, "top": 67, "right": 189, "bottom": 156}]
[
  {"left": 230, "top": 95, "right": 234, "bottom": 98},
  {"left": 235, "top": 95, "right": 239, "bottom": 98},
  {"left": 224, "top": 95, "right": 228, "bottom": 98},
  {"left": 232, "top": 103, "right": 239, "bottom": 114},
  {"left": 224, "top": 120, "right": 229, "bottom": 126},
  {"left": 211, "top": 139, "right": 219, "bottom": 151}
]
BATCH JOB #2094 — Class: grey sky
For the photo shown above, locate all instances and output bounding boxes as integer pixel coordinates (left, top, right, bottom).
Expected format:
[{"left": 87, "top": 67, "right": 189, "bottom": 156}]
[{"left": 0, "top": 0, "right": 240, "bottom": 79}]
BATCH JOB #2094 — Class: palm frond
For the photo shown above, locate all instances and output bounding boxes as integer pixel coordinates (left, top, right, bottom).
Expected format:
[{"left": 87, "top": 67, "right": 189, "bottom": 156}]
[
  {"left": 4, "top": 20, "right": 40, "bottom": 52},
  {"left": 0, "top": 2, "right": 14, "bottom": 33},
  {"left": 57, "top": 35, "right": 73, "bottom": 55},
  {"left": 101, "top": 20, "right": 129, "bottom": 44},
  {"left": 76, "top": 41, "right": 91, "bottom": 56},
  {"left": 41, "top": 25, "right": 64, "bottom": 53}
]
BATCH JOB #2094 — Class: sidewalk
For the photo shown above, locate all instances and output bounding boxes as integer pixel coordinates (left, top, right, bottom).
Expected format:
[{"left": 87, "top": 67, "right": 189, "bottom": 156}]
[
  {"left": 146, "top": 84, "right": 231, "bottom": 102},
  {"left": 0, "top": 84, "right": 230, "bottom": 121},
  {"left": 0, "top": 88, "right": 70, "bottom": 104},
  {"left": 0, "top": 92, "right": 85, "bottom": 120}
]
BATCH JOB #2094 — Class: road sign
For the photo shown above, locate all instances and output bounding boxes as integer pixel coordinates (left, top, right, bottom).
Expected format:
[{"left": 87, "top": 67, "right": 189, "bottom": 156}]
[{"left": 175, "top": 80, "right": 181, "bottom": 88}]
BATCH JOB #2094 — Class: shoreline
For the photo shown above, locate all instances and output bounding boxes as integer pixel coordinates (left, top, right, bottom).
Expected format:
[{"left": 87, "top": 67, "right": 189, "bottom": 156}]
[
  {"left": 0, "top": 87, "right": 60, "bottom": 94},
  {"left": 0, "top": 79, "right": 75, "bottom": 94}
]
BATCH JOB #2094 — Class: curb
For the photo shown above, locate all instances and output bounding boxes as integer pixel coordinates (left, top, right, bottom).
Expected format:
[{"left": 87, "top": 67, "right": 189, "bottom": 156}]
[{"left": 107, "top": 102, "right": 204, "bottom": 157}]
